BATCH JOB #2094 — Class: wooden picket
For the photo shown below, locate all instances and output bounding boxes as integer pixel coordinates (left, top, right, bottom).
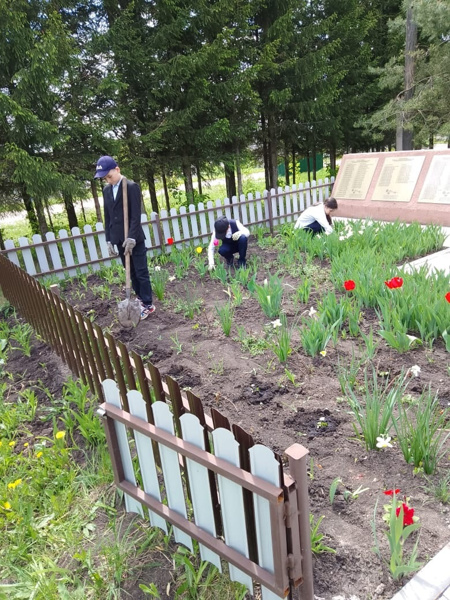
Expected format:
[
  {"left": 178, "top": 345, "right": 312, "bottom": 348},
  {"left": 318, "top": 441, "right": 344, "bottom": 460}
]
[{"left": 0, "top": 179, "right": 334, "bottom": 278}]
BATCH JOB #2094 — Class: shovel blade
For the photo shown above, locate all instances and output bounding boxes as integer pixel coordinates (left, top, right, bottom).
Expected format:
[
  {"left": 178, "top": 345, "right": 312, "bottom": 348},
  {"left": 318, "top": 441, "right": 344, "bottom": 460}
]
[{"left": 117, "top": 297, "right": 141, "bottom": 328}]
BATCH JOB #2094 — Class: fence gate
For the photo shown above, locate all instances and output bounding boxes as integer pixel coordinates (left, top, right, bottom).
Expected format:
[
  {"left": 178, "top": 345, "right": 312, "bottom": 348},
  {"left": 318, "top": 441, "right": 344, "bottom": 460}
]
[{"left": 98, "top": 379, "right": 314, "bottom": 600}]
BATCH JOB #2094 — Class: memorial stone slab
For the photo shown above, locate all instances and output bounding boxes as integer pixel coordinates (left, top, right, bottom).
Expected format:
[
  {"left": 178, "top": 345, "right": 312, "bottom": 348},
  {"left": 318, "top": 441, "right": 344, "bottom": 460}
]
[{"left": 332, "top": 149, "right": 450, "bottom": 226}]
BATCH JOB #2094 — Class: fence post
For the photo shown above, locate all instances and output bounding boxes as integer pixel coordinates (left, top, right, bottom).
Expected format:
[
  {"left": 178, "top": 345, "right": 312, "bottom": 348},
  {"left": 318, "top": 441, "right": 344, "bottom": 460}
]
[{"left": 284, "top": 444, "right": 314, "bottom": 600}]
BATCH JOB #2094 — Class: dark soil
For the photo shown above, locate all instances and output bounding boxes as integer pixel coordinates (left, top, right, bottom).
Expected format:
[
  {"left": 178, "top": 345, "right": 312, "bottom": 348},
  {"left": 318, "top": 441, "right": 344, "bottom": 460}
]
[{"left": 4, "top": 239, "right": 450, "bottom": 600}]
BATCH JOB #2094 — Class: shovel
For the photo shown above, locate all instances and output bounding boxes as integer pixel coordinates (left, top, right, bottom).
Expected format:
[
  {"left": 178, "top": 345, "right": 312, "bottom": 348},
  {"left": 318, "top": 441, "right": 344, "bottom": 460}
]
[{"left": 117, "top": 177, "right": 142, "bottom": 328}]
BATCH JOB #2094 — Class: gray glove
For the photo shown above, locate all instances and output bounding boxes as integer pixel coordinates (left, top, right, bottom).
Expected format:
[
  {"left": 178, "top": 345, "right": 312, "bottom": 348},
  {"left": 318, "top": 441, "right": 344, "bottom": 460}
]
[
  {"left": 107, "top": 241, "right": 118, "bottom": 257},
  {"left": 232, "top": 231, "right": 243, "bottom": 241},
  {"left": 122, "top": 237, "right": 136, "bottom": 256}
]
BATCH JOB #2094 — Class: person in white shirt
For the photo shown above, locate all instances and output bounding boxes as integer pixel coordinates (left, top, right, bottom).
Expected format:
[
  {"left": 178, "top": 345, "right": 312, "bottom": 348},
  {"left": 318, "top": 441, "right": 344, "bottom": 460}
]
[
  {"left": 208, "top": 216, "right": 250, "bottom": 270},
  {"left": 294, "top": 197, "right": 338, "bottom": 235}
]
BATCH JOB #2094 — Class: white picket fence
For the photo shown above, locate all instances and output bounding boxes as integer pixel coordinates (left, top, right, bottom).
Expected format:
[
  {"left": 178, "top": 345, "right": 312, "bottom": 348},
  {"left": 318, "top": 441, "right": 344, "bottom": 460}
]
[
  {"left": 99, "top": 378, "right": 312, "bottom": 599},
  {"left": 1, "top": 180, "right": 334, "bottom": 279}
]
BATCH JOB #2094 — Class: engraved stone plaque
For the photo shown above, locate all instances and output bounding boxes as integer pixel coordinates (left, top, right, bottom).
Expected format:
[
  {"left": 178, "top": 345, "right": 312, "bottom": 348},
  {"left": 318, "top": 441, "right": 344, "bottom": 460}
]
[
  {"left": 333, "top": 157, "right": 378, "bottom": 200},
  {"left": 371, "top": 155, "right": 425, "bottom": 202},
  {"left": 418, "top": 155, "right": 450, "bottom": 204}
]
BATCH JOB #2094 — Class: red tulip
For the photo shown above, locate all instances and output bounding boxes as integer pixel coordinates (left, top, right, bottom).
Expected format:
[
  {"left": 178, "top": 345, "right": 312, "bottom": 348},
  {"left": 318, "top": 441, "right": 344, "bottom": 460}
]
[
  {"left": 396, "top": 503, "right": 415, "bottom": 526},
  {"left": 343, "top": 280, "right": 355, "bottom": 291},
  {"left": 167, "top": 237, "right": 174, "bottom": 245},
  {"left": 383, "top": 489, "right": 401, "bottom": 496},
  {"left": 385, "top": 277, "right": 403, "bottom": 289},
  {"left": 445, "top": 292, "right": 450, "bottom": 303}
]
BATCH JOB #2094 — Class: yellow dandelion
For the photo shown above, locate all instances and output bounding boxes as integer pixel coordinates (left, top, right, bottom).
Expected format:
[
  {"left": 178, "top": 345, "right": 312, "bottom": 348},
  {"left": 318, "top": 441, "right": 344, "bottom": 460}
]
[
  {"left": 36, "top": 451, "right": 43, "bottom": 458},
  {"left": 3, "top": 501, "right": 11, "bottom": 510},
  {"left": 7, "top": 478, "right": 22, "bottom": 489},
  {"left": 319, "top": 350, "right": 327, "bottom": 357},
  {"left": 196, "top": 246, "right": 203, "bottom": 254},
  {"left": 0, "top": 441, "right": 2, "bottom": 447},
  {"left": 8, "top": 441, "right": 16, "bottom": 447},
  {"left": 24, "top": 442, "right": 29, "bottom": 447},
  {"left": 55, "top": 431, "right": 66, "bottom": 440}
]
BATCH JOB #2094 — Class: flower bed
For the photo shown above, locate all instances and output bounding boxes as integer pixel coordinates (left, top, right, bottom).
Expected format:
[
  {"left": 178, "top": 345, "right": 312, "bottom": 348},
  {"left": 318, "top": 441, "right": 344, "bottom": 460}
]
[{"left": 15, "top": 220, "right": 450, "bottom": 598}]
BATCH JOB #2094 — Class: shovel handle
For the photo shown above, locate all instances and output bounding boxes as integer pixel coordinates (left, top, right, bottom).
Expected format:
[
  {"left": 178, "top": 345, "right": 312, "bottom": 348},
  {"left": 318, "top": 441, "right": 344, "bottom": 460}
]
[{"left": 125, "top": 252, "right": 131, "bottom": 299}]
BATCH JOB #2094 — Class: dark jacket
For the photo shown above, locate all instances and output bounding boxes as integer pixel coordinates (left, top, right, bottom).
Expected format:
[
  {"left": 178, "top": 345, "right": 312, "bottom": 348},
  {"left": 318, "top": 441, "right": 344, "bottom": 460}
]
[{"left": 103, "top": 178, "right": 145, "bottom": 245}]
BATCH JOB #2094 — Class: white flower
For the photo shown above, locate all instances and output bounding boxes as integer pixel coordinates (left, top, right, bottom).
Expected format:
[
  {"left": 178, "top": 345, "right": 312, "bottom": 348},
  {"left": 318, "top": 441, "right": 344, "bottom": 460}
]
[
  {"left": 376, "top": 435, "right": 393, "bottom": 449},
  {"left": 319, "top": 350, "right": 327, "bottom": 357},
  {"left": 168, "top": 276, "right": 176, "bottom": 282},
  {"left": 271, "top": 319, "right": 282, "bottom": 328},
  {"left": 154, "top": 266, "right": 161, "bottom": 272},
  {"left": 410, "top": 365, "right": 421, "bottom": 377},
  {"left": 263, "top": 278, "right": 268, "bottom": 286},
  {"left": 308, "top": 306, "right": 317, "bottom": 317}
]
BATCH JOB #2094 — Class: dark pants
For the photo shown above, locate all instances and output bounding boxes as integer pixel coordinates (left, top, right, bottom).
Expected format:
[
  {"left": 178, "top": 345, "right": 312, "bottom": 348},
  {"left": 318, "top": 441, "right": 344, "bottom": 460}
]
[
  {"left": 118, "top": 240, "right": 153, "bottom": 305},
  {"left": 219, "top": 236, "right": 248, "bottom": 266},
  {"left": 303, "top": 220, "right": 325, "bottom": 235}
]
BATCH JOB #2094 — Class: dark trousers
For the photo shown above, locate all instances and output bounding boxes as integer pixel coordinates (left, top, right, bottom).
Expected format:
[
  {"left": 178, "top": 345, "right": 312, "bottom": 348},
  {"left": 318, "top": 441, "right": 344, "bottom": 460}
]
[
  {"left": 303, "top": 220, "right": 325, "bottom": 235},
  {"left": 118, "top": 240, "right": 153, "bottom": 305},
  {"left": 219, "top": 236, "right": 248, "bottom": 265}
]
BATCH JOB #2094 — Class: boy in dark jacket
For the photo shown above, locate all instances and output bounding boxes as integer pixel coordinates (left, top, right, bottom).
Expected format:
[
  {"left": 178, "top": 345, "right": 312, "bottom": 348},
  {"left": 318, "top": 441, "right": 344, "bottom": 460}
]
[{"left": 94, "top": 156, "right": 155, "bottom": 319}]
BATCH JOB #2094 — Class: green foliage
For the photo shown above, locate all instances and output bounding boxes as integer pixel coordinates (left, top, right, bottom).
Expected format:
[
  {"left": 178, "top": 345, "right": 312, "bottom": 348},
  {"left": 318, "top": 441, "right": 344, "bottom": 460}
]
[
  {"left": 152, "top": 268, "right": 170, "bottom": 301},
  {"left": 215, "top": 302, "right": 234, "bottom": 337},
  {"left": 392, "top": 387, "right": 450, "bottom": 474},
  {"left": 371, "top": 496, "right": 422, "bottom": 581},
  {"left": 268, "top": 314, "right": 293, "bottom": 363},
  {"left": 310, "top": 514, "right": 336, "bottom": 555},
  {"left": 254, "top": 275, "right": 284, "bottom": 319},
  {"left": 10, "top": 323, "right": 33, "bottom": 357},
  {"left": 299, "top": 315, "right": 338, "bottom": 357},
  {"left": 345, "top": 368, "right": 408, "bottom": 451}
]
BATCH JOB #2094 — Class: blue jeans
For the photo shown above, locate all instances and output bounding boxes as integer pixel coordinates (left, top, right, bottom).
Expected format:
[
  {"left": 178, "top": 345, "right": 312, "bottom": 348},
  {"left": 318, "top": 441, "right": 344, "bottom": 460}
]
[{"left": 218, "top": 236, "right": 248, "bottom": 266}]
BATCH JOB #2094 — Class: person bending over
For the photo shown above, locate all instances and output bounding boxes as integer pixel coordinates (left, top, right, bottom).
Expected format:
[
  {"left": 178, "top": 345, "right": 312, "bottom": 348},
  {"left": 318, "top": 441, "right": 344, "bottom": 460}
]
[
  {"left": 294, "top": 197, "right": 338, "bottom": 235},
  {"left": 94, "top": 155, "right": 155, "bottom": 320},
  {"left": 208, "top": 216, "right": 250, "bottom": 270}
]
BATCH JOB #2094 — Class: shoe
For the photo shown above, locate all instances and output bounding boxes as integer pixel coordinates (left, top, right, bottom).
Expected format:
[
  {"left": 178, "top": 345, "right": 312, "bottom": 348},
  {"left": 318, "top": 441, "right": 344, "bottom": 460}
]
[
  {"left": 237, "top": 259, "right": 247, "bottom": 268},
  {"left": 226, "top": 259, "right": 234, "bottom": 268},
  {"left": 140, "top": 304, "right": 156, "bottom": 320}
]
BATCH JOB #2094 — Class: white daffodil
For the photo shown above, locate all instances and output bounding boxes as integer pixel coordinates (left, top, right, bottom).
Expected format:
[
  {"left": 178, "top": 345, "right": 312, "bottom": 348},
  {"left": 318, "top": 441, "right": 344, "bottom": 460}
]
[
  {"left": 410, "top": 365, "right": 421, "bottom": 377},
  {"left": 376, "top": 435, "right": 393, "bottom": 449},
  {"left": 319, "top": 350, "right": 327, "bottom": 357},
  {"left": 154, "top": 266, "right": 161, "bottom": 272},
  {"left": 308, "top": 306, "right": 317, "bottom": 317},
  {"left": 271, "top": 319, "right": 282, "bottom": 328},
  {"left": 168, "top": 276, "right": 176, "bottom": 282},
  {"left": 263, "top": 278, "right": 268, "bottom": 286}
]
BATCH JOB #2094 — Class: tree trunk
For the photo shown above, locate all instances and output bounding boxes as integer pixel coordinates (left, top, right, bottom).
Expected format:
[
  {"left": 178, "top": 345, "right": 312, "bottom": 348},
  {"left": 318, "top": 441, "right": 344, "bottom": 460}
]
[
  {"left": 34, "top": 197, "right": 49, "bottom": 237},
  {"left": 80, "top": 198, "right": 87, "bottom": 222},
  {"left": 261, "top": 112, "right": 270, "bottom": 191},
  {"left": 306, "top": 149, "right": 311, "bottom": 185},
  {"left": 428, "top": 135, "right": 433, "bottom": 149},
  {"left": 292, "top": 147, "right": 296, "bottom": 184},
  {"left": 146, "top": 166, "right": 158, "bottom": 214},
  {"left": 22, "top": 188, "right": 39, "bottom": 235},
  {"left": 182, "top": 158, "right": 194, "bottom": 205},
  {"left": 196, "top": 164, "right": 202, "bottom": 196},
  {"left": 62, "top": 191, "right": 78, "bottom": 229},
  {"left": 312, "top": 148, "right": 317, "bottom": 180},
  {"left": 224, "top": 162, "right": 237, "bottom": 198},
  {"left": 267, "top": 114, "right": 278, "bottom": 189},
  {"left": 397, "top": 2, "right": 417, "bottom": 150},
  {"left": 0, "top": 227, "right": 5, "bottom": 251},
  {"left": 284, "top": 147, "right": 290, "bottom": 186},
  {"left": 44, "top": 198, "right": 54, "bottom": 231},
  {"left": 90, "top": 180, "right": 103, "bottom": 222},
  {"left": 162, "top": 171, "right": 171, "bottom": 211},
  {"left": 235, "top": 145, "right": 243, "bottom": 197},
  {"left": 329, "top": 145, "right": 336, "bottom": 173}
]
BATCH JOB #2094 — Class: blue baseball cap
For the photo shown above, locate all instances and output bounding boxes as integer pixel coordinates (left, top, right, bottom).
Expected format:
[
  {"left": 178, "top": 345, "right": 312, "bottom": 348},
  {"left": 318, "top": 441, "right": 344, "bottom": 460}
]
[{"left": 94, "top": 156, "right": 118, "bottom": 178}]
